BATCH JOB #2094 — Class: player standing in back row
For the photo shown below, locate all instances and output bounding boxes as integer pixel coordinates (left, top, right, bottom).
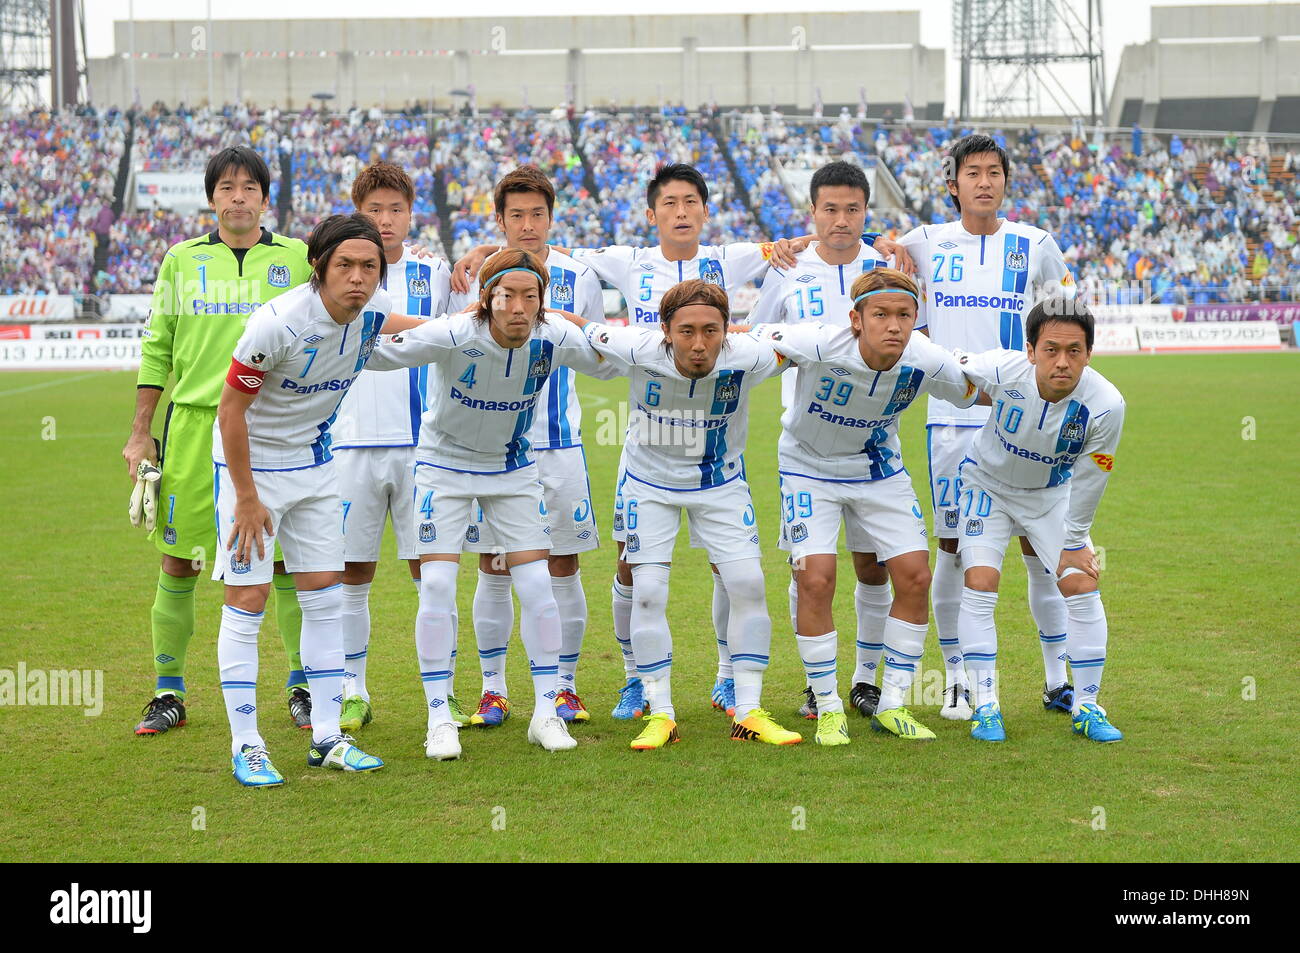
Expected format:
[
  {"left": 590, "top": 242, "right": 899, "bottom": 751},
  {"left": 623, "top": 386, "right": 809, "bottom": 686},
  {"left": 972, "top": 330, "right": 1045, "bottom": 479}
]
[
  {"left": 447, "top": 166, "right": 606, "bottom": 730},
  {"left": 897, "top": 134, "right": 1076, "bottom": 721},
  {"left": 123, "top": 147, "right": 312, "bottom": 736},
  {"left": 332, "top": 161, "right": 455, "bottom": 735}
]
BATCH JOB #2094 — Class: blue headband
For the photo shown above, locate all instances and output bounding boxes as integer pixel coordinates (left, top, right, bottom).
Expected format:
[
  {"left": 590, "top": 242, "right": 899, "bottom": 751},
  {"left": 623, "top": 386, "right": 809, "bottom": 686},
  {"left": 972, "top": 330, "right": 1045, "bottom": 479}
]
[
  {"left": 482, "top": 266, "right": 544, "bottom": 291},
  {"left": 853, "top": 287, "right": 918, "bottom": 305}
]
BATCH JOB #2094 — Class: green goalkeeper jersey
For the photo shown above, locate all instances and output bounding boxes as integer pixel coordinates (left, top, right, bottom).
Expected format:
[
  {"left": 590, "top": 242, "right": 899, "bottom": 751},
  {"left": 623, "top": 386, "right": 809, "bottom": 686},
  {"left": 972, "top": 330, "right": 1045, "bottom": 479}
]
[{"left": 137, "top": 227, "right": 311, "bottom": 408}]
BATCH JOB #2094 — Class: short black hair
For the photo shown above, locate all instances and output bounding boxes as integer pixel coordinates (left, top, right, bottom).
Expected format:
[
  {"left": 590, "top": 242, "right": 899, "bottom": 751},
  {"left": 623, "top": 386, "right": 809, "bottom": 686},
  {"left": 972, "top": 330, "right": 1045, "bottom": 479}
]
[
  {"left": 306, "top": 213, "right": 386, "bottom": 290},
  {"left": 945, "top": 134, "right": 1011, "bottom": 213},
  {"left": 647, "top": 163, "right": 708, "bottom": 209},
  {"left": 204, "top": 146, "right": 271, "bottom": 202},
  {"left": 810, "top": 160, "right": 870, "bottom": 206},
  {"left": 1026, "top": 296, "right": 1094, "bottom": 351}
]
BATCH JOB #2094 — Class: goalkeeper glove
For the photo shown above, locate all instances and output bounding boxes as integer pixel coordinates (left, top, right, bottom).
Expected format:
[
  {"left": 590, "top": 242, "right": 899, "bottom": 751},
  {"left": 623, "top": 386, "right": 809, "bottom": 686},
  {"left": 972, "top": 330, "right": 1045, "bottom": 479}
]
[{"left": 129, "top": 440, "right": 162, "bottom": 531}]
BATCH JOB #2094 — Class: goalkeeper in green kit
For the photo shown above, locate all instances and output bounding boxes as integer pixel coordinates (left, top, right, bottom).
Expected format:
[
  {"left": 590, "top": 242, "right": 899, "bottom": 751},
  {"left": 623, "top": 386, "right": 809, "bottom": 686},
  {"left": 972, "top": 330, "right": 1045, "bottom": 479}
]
[{"left": 122, "top": 147, "right": 313, "bottom": 735}]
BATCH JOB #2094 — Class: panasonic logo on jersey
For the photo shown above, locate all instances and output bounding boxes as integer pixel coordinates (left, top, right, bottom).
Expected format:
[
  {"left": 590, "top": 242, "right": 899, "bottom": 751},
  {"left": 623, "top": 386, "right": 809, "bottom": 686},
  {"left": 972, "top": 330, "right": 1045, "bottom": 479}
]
[
  {"left": 932, "top": 292, "right": 1024, "bottom": 311},
  {"left": 280, "top": 377, "right": 354, "bottom": 395},
  {"left": 190, "top": 299, "right": 259, "bottom": 315},
  {"left": 994, "top": 427, "right": 1074, "bottom": 466},
  {"left": 449, "top": 387, "right": 538, "bottom": 412},
  {"left": 807, "top": 402, "right": 895, "bottom": 430}
]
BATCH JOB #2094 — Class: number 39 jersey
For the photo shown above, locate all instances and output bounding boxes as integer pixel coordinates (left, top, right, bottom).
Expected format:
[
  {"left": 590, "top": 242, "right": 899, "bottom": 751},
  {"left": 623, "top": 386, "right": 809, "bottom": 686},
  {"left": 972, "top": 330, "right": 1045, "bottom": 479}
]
[
  {"left": 583, "top": 322, "right": 785, "bottom": 490},
  {"left": 572, "top": 242, "right": 773, "bottom": 326},
  {"left": 363, "top": 310, "right": 610, "bottom": 474},
  {"left": 957, "top": 348, "right": 1125, "bottom": 547},
  {"left": 216, "top": 283, "right": 393, "bottom": 471},
  {"left": 898, "top": 219, "right": 1072, "bottom": 427},
  {"left": 331, "top": 248, "right": 451, "bottom": 449},
  {"left": 750, "top": 322, "right": 975, "bottom": 481}
]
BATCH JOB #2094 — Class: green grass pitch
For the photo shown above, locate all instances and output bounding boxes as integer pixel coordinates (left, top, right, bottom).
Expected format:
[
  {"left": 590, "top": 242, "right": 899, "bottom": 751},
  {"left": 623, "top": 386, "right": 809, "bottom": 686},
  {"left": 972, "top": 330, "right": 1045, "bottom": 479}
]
[{"left": 1, "top": 353, "right": 1296, "bottom": 861}]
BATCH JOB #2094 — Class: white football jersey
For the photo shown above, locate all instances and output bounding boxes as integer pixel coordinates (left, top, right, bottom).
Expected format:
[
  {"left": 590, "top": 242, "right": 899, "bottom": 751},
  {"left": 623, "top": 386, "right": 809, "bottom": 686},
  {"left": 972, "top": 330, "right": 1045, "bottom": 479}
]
[
  {"left": 751, "top": 322, "right": 975, "bottom": 481},
  {"left": 572, "top": 242, "right": 773, "bottom": 326},
  {"left": 898, "top": 219, "right": 1072, "bottom": 426},
  {"left": 449, "top": 247, "right": 606, "bottom": 450},
  {"left": 583, "top": 322, "right": 784, "bottom": 490},
  {"left": 957, "top": 349, "right": 1125, "bottom": 547},
  {"left": 746, "top": 240, "right": 891, "bottom": 407},
  {"left": 364, "top": 310, "right": 609, "bottom": 474},
  {"left": 331, "top": 249, "right": 451, "bottom": 449},
  {"left": 215, "top": 283, "right": 393, "bottom": 470}
]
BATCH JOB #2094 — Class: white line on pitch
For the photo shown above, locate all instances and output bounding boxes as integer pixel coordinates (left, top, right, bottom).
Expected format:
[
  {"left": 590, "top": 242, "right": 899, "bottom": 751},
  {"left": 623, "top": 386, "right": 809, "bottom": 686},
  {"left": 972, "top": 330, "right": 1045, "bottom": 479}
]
[{"left": 0, "top": 372, "right": 102, "bottom": 398}]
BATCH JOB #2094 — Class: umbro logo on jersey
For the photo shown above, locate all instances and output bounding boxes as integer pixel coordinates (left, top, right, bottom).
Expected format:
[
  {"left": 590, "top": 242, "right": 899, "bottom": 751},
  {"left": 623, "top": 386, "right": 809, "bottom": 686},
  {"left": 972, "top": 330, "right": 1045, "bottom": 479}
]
[
  {"left": 193, "top": 253, "right": 213, "bottom": 261},
  {"left": 462, "top": 348, "right": 485, "bottom": 358},
  {"left": 408, "top": 277, "right": 431, "bottom": 298},
  {"left": 235, "top": 374, "right": 263, "bottom": 390},
  {"left": 644, "top": 369, "right": 664, "bottom": 378},
  {"left": 830, "top": 367, "right": 850, "bottom": 376},
  {"left": 1005, "top": 251, "right": 1028, "bottom": 272},
  {"left": 938, "top": 241, "right": 958, "bottom": 250},
  {"left": 640, "top": 263, "right": 656, "bottom": 271},
  {"left": 797, "top": 274, "right": 815, "bottom": 283},
  {"left": 1004, "top": 390, "right": 1024, "bottom": 399},
  {"left": 302, "top": 334, "right": 323, "bottom": 345},
  {"left": 267, "top": 264, "right": 291, "bottom": 287}
]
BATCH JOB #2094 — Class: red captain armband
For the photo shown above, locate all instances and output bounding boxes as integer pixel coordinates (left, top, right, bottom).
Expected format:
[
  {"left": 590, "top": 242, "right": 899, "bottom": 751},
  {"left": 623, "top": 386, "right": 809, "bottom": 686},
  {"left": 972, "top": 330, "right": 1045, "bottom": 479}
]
[{"left": 226, "top": 358, "right": 265, "bottom": 394}]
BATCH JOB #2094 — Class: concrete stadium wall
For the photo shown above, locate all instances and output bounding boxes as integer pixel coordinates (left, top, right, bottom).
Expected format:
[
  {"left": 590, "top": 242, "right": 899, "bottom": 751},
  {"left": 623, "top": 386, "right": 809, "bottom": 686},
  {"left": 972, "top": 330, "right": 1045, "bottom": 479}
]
[
  {"left": 1107, "top": 4, "right": 1300, "bottom": 132},
  {"left": 85, "top": 12, "right": 944, "bottom": 113}
]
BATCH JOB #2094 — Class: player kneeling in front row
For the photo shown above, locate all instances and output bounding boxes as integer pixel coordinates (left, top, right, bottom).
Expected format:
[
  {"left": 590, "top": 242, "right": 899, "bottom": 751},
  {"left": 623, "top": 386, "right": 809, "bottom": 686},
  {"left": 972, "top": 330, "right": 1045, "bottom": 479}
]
[
  {"left": 213, "top": 214, "right": 424, "bottom": 787},
  {"left": 564, "top": 279, "right": 802, "bottom": 749},
  {"left": 751, "top": 268, "right": 978, "bottom": 744},
  {"left": 953, "top": 297, "right": 1125, "bottom": 743},
  {"left": 365, "top": 249, "right": 614, "bottom": 760}
]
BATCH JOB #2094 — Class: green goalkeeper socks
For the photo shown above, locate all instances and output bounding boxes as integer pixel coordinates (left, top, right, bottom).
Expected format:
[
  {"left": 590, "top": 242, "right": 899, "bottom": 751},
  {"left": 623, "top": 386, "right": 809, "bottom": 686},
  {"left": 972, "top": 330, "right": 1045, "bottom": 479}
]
[
  {"left": 274, "top": 573, "right": 307, "bottom": 694},
  {"left": 151, "top": 570, "right": 198, "bottom": 698}
]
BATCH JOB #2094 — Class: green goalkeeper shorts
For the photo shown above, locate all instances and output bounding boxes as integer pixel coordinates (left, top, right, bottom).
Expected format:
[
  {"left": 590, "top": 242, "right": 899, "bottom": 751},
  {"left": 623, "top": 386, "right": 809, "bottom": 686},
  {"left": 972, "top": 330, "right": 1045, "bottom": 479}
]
[{"left": 150, "top": 404, "right": 286, "bottom": 569}]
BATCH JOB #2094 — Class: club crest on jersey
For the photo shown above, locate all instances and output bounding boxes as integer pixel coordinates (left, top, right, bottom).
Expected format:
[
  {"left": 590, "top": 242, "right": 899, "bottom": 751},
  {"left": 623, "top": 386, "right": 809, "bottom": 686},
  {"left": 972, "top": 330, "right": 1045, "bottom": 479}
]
[
  {"left": 613, "top": 513, "right": 624, "bottom": 531},
  {"left": 163, "top": 527, "right": 177, "bottom": 545},
  {"left": 230, "top": 554, "right": 251, "bottom": 574},
  {"left": 1062, "top": 421, "right": 1085, "bottom": 441},
  {"left": 1005, "top": 251, "right": 1028, "bottom": 272},
  {"left": 698, "top": 259, "right": 724, "bottom": 286},
  {"left": 550, "top": 281, "right": 574, "bottom": 305},
  {"left": 267, "top": 264, "right": 291, "bottom": 288},
  {"left": 407, "top": 277, "right": 431, "bottom": 298},
  {"left": 790, "top": 522, "right": 808, "bottom": 543},
  {"left": 944, "top": 510, "right": 959, "bottom": 529},
  {"left": 893, "top": 386, "right": 917, "bottom": 404},
  {"left": 419, "top": 521, "right": 437, "bottom": 543},
  {"left": 528, "top": 355, "right": 552, "bottom": 379},
  {"left": 714, "top": 379, "right": 741, "bottom": 402},
  {"left": 965, "top": 518, "right": 983, "bottom": 537},
  {"left": 464, "top": 525, "right": 480, "bottom": 543},
  {"left": 625, "top": 533, "right": 640, "bottom": 553}
]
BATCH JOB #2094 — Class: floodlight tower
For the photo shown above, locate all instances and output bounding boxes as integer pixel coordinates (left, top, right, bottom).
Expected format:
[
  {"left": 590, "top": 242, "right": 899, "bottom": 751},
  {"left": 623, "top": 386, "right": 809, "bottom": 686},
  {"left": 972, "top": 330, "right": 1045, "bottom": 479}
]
[
  {"left": 954, "top": 0, "right": 1106, "bottom": 122},
  {"left": 0, "top": 0, "right": 84, "bottom": 110}
]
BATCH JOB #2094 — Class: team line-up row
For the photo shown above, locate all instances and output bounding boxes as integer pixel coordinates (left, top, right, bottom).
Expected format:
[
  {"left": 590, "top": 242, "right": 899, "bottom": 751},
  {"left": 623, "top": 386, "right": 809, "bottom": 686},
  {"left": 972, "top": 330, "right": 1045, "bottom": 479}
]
[{"left": 120, "top": 139, "right": 1123, "bottom": 787}]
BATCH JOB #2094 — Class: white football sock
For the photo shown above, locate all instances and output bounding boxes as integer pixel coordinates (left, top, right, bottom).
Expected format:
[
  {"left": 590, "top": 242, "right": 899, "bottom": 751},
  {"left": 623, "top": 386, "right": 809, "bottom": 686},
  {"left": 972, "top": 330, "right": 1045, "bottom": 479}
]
[
  {"left": 796, "top": 630, "right": 841, "bottom": 713},
  {"left": 630, "top": 563, "right": 673, "bottom": 718},
  {"left": 878, "top": 616, "right": 928, "bottom": 712},
  {"left": 933, "top": 549, "right": 968, "bottom": 690},
  {"left": 298, "top": 584, "right": 345, "bottom": 745},
  {"left": 788, "top": 577, "right": 802, "bottom": 685},
  {"left": 1024, "top": 554, "right": 1069, "bottom": 690},
  {"left": 1065, "top": 590, "right": 1109, "bottom": 713},
  {"left": 718, "top": 558, "right": 771, "bottom": 721},
  {"left": 958, "top": 587, "right": 1000, "bottom": 709},
  {"left": 218, "top": 604, "right": 264, "bottom": 756},
  {"left": 510, "top": 559, "right": 562, "bottom": 718},
  {"left": 473, "top": 570, "right": 513, "bottom": 697},
  {"left": 612, "top": 577, "right": 636, "bottom": 679},
  {"left": 551, "top": 571, "right": 586, "bottom": 694},
  {"left": 416, "top": 561, "right": 458, "bottom": 728},
  {"left": 712, "top": 570, "right": 733, "bottom": 680},
  {"left": 340, "top": 582, "right": 371, "bottom": 702},
  {"left": 852, "top": 581, "right": 891, "bottom": 686}
]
